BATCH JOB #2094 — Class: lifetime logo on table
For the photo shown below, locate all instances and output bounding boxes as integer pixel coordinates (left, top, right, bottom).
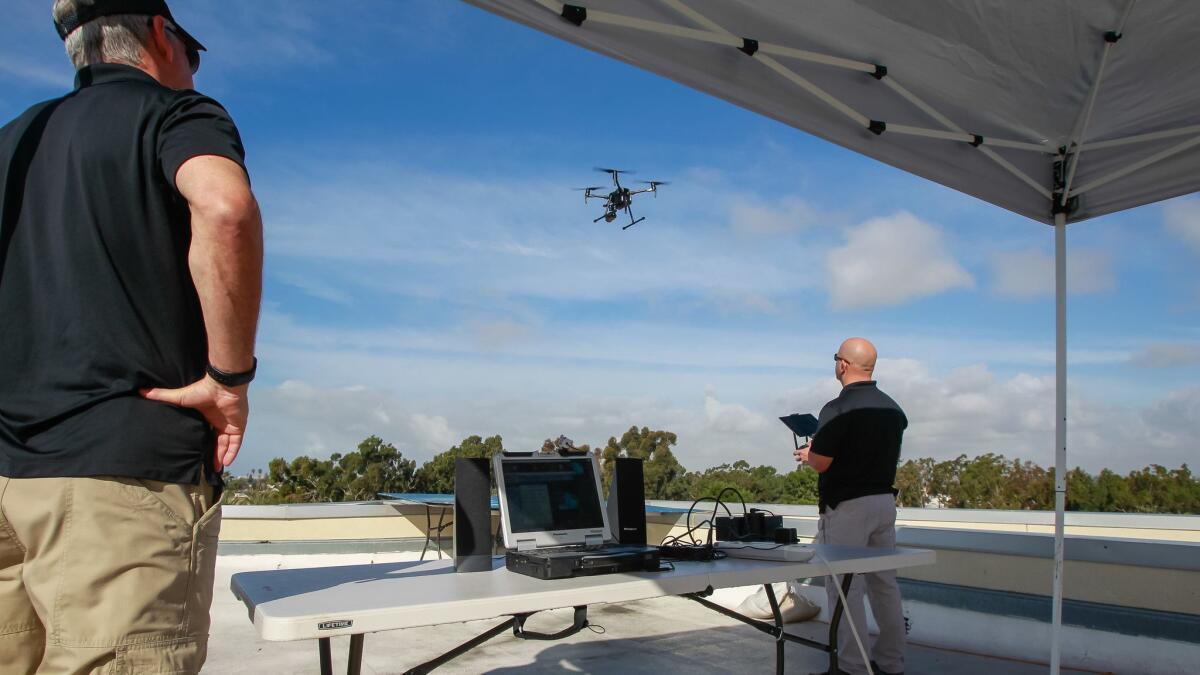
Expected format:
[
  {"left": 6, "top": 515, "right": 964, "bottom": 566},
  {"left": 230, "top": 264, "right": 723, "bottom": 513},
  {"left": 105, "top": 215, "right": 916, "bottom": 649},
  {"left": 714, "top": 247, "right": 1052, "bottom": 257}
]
[{"left": 318, "top": 620, "right": 353, "bottom": 630}]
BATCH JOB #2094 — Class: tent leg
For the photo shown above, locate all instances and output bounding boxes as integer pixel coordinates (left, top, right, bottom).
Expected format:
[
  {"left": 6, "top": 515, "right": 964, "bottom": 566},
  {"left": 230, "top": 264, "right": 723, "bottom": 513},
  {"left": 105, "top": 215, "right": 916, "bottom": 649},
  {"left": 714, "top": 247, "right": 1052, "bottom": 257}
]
[{"left": 1051, "top": 211, "right": 1067, "bottom": 675}]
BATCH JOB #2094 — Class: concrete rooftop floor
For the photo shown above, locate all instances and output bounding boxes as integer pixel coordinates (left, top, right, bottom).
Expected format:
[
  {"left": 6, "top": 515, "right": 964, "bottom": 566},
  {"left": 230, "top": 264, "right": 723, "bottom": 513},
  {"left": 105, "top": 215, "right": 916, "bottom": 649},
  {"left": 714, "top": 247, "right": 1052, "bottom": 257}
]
[{"left": 207, "top": 553, "right": 1101, "bottom": 675}]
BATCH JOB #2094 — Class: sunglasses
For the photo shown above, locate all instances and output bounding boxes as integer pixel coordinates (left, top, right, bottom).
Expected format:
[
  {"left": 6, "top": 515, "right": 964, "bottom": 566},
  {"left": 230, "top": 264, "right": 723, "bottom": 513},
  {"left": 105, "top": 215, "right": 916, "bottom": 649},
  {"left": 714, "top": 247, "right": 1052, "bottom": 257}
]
[
  {"left": 834, "top": 354, "right": 847, "bottom": 364},
  {"left": 165, "top": 25, "right": 201, "bottom": 74},
  {"left": 150, "top": 18, "right": 200, "bottom": 75}
]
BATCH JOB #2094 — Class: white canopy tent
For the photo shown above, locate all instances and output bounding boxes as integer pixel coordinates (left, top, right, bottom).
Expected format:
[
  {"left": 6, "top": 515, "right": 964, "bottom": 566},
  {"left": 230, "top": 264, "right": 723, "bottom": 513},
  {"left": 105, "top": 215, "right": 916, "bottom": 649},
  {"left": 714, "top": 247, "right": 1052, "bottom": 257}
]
[{"left": 460, "top": 1, "right": 1200, "bottom": 671}]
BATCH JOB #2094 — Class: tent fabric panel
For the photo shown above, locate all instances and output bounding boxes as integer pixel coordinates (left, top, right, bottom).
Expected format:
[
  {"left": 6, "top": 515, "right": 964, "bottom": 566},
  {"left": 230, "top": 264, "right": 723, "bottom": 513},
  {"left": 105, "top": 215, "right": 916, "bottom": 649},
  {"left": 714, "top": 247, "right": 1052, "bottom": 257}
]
[{"left": 462, "top": 0, "right": 1200, "bottom": 224}]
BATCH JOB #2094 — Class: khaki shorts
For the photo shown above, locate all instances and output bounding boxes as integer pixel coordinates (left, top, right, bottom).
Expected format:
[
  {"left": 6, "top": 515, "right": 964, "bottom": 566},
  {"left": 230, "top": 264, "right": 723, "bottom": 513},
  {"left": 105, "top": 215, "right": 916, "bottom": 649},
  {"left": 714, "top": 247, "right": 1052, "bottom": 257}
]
[{"left": 0, "top": 473, "right": 222, "bottom": 675}]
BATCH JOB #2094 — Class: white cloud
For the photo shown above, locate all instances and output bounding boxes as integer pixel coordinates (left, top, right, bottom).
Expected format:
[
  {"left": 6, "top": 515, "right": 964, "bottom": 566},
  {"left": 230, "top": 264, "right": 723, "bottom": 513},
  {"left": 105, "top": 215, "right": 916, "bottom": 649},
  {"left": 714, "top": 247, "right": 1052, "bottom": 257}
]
[
  {"left": 464, "top": 239, "right": 559, "bottom": 259},
  {"left": 471, "top": 319, "right": 536, "bottom": 351},
  {"left": 1140, "top": 388, "right": 1200, "bottom": 452},
  {"left": 1129, "top": 343, "right": 1200, "bottom": 368},
  {"left": 256, "top": 163, "right": 817, "bottom": 307},
  {"left": 409, "top": 413, "right": 457, "bottom": 452},
  {"left": 826, "top": 211, "right": 974, "bottom": 309},
  {"left": 237, "top": 351, "right": 1198, "bottom": 479},
  {"left": 1163, "top": 198, "right": 1200, "bottom": 255},
  {"left": 245, "top": 381, "right": 461, "bottom": 467},
  {"left": 0, "top": 58, "right": 71, "bottom": 89},
  {"left": 989, "top": 248, "right": 1115, "bottom": 298},
  {"left": 770, "top": 361, "right": 1200, "bottom": 473},
  {"left": 249, "top": 380, "right": 413, "bottom": 462},
  {"left": 275, "top": 272, "right": 353, "bottom": 304},
  {"left": 704, "top": 290, "right": 780, "bottom": 315},
  {"left": 703, "top": 387, "right": 767, "bottom": 433},
  {"left": 729, "top": 196, "right": 817, "bottom": 235}
]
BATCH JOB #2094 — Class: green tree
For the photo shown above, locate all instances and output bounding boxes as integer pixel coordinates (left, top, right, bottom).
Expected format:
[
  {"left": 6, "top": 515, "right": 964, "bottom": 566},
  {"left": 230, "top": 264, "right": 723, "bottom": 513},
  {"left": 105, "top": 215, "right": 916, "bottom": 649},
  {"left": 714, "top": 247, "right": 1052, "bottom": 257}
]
[
  {"left": 685, "top": 461, "right": 780, "bottom": 504},
  {"left": 1126, "top": 464, "right": 1200, "bottom": 513},
  {"left": 895, "top": 458, "right": 935, "bottom": 507},
  {"left": 261, "top": 454, "right": 341, "bottom": 503},
  {"left": 412, "top": 434, "right": 505, "bottom": 493},
  {"left": 1008, "top": 459, "right": 1052, "bottom": 510},
  {"left": 336, "top": 435, "right": 417, "bottom": 501},
  {"left": 1065, "top": 467, "right": 1097, "bottom": 511},
  {"left": 928, "top": 455, "right": 968, "bottom": 507},
  {"left": 780, "top": 466, "right": 819, "bottom": 505},
  {"left": 1093, "top": 468, "right": 1138, "bottom": 512},
  {"left": 224, "top": 426, "right": 1200, "bottom": 514},
  {"left": 598, "top": 426, "right": 685, "bottom": 499},
  {"left": 956, "top": 453, "right": 1010, "bottom": 508}
]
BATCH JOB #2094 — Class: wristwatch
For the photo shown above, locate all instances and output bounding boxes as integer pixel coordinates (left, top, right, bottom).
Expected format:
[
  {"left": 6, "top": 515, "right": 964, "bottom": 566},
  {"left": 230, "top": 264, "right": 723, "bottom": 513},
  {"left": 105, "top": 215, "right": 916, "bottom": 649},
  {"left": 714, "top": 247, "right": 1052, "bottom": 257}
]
[{"left": 206, "top": 357, "right": 257, "bottom": 387}]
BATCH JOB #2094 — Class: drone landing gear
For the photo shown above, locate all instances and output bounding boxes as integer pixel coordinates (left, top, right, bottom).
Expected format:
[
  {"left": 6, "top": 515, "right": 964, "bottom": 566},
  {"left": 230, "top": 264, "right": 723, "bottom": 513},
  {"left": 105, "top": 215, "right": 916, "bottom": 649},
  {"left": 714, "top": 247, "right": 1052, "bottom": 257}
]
[{"left": 622, "top": 217, "right": 645, "bottom": 230}]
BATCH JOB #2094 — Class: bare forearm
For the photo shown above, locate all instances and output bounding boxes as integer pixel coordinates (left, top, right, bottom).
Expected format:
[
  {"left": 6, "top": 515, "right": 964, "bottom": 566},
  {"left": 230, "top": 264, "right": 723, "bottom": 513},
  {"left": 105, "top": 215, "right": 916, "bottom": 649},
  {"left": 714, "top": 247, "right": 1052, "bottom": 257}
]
[
  {"left": 176, "top": 155, "right": 264, "bottom": 373},
  {"left": 189, "top": 198, "right": 262, "bottom": 372}
]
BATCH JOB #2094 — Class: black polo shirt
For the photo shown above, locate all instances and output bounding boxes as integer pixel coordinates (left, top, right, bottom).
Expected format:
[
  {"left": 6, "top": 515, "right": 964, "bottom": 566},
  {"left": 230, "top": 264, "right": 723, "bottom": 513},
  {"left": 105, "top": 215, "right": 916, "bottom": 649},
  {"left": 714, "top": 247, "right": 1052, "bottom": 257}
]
[
  {"left": 0, "top": 64, "right": 246, "bottom": 485},
  {"left": 811, "top": 381, "right": 907, "bottom": 512}
]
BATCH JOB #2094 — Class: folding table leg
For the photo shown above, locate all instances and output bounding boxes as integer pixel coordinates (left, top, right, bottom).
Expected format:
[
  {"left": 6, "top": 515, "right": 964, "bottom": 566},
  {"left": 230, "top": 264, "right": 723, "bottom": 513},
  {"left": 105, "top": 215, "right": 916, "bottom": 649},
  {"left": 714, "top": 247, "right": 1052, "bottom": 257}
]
[
  {"left": 402, "top": 617, "right": 518, "bottom": 675},
  {"left": 828, "top": 573, "right": 855, "bottom": 674},
  {"left": 319, "top": 637, "right": 333, "bottom": 675},
  {"left": 433, "top": 507, "right": 448, "bottom": 559},
  {"left": 763, "top": 584, "right": 786, "bottom": 675},
  {"left": 420, "top": 504, "right": 433, "bottom": 561},
  {"left": 347, "top": 634, "right": 365, "bottom": 675}
]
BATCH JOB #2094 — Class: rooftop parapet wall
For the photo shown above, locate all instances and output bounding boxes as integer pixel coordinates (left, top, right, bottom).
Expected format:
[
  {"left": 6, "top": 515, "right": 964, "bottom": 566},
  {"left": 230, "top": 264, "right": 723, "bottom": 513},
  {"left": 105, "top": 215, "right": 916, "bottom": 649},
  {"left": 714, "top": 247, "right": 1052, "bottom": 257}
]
[{"left": 220, "top": 501, "right": 1200, "bottom": 546}]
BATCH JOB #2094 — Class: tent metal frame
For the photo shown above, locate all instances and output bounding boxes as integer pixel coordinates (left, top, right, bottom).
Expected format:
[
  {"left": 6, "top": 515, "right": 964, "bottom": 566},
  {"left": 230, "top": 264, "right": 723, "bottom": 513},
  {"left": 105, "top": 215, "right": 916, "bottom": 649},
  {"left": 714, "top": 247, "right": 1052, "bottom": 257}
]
[{"left": 485, "top": 2, "right": 1200, "bottom": 672}]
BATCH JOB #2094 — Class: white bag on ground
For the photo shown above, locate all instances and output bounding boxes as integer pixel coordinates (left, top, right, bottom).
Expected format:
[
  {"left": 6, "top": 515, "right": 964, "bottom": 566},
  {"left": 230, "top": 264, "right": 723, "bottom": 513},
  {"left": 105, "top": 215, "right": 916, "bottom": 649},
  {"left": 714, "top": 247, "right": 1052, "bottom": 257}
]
[{"left": 735, "top": 583, "right": 821, "bottom": 623}]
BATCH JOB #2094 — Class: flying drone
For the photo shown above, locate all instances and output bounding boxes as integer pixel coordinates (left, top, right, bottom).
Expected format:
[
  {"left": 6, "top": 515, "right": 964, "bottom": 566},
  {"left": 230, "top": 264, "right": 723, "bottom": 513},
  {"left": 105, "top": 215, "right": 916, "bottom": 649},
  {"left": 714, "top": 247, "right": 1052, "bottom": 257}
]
[{"left": 575, "top": 167, "right": 669, "bottom": 229}]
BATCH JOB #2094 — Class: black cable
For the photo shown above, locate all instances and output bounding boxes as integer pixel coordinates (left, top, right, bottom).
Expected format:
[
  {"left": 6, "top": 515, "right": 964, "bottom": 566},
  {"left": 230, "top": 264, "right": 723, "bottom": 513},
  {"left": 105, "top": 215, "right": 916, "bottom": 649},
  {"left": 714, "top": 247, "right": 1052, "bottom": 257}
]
[
  {"left": 712, "top": 487, "right": 747, "bottom": 516},
  {"left": 658, "top": 489, "right": 749, "bottom": 560}
]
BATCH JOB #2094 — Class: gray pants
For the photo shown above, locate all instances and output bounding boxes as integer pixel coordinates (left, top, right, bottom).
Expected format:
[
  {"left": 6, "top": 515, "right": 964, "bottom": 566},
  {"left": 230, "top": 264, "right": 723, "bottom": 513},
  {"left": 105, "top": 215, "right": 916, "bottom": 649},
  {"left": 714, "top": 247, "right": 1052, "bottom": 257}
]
[{"left": 817, "top": 493, "right": 905, "bottom": 675}]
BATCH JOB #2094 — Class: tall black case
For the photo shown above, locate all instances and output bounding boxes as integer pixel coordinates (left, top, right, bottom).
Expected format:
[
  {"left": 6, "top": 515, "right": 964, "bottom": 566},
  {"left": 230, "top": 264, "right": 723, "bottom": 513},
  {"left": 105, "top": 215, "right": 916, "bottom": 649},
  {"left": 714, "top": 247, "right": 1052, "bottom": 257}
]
[
  {"left": 606, "top": 457, "right": 647, "bottom": 545},
  {"left": 454, "top": 457, "right": 492, "bottom": 572}
]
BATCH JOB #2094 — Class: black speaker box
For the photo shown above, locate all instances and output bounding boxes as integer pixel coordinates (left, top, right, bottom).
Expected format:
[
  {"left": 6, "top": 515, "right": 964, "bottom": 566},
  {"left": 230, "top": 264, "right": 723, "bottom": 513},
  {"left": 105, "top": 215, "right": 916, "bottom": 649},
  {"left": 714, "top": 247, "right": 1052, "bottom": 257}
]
[
  {"left": 454, "top": 457, "right": 492, "bottom": 573},
  {"left": 606, "top": 457, "right": 647, "bottom": 545}
]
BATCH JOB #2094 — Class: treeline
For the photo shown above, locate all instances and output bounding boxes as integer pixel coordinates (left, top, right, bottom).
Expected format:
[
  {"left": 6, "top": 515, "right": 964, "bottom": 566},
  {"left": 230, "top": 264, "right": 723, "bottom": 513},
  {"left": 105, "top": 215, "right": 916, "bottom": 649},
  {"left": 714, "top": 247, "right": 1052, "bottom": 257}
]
[
  {"left": 225, "top": 428, "right": 1200, "bottom": 514},
  {"left": 896, "top": 453, "right": 1200, "bottom": 512}
]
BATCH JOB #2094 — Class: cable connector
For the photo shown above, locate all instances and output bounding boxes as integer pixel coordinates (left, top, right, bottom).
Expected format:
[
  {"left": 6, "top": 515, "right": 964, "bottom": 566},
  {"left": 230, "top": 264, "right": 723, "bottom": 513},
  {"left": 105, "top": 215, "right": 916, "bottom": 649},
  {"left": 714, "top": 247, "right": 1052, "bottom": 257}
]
[
  {"left": 561, "top": 4, "right": 587, "bottom": 27},
  {"left": 868, "top": 120, "right": 886, "bottom": 135},
  {"left": 1104, "top": 30, "right": 1122, "bottom": 43},
  {"left": 739, "top": 38, "right": 759, "bottom": 56},
  {"left": 871, "top": 64, "right": 888, "bottom": 80},
  {"left": 970, "top": 134, "right": 984, "bottom": 147}
]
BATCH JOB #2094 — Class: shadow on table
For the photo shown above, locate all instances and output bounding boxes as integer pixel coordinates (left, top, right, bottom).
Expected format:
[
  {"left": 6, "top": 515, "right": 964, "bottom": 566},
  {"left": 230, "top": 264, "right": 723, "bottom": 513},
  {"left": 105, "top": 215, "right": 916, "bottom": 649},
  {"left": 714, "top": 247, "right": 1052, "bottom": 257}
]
[{"left": 231, "top": 556, "right": 506, "bottom": 608}]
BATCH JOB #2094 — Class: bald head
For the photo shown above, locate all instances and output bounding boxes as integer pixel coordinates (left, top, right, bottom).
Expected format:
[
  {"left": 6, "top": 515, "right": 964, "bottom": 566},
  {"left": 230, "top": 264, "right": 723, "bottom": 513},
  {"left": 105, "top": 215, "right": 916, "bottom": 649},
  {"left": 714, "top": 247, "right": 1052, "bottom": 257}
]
[{"left": 835, "top": 337, "right": 877, "bottom": 384}]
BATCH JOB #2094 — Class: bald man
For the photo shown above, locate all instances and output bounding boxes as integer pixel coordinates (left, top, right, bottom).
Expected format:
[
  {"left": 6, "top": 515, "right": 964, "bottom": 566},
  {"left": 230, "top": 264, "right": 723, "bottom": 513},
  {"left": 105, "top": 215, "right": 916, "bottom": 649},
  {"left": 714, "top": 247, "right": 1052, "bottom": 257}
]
[{"left": 795, "top": 338, "right": 908, "bottom": 675}]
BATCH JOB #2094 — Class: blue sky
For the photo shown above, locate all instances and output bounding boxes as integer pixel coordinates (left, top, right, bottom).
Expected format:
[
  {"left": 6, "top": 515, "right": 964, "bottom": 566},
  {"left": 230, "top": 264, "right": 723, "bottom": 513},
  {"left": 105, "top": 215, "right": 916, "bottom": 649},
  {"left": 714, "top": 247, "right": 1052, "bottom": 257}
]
[{"left": 4, "top": 1, "right": 1198, "bottom": 474}]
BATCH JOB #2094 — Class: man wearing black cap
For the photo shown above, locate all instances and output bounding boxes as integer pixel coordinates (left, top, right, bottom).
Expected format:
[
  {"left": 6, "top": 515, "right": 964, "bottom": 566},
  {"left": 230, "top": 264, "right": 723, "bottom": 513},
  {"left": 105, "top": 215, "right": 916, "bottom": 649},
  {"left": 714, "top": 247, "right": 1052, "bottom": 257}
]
[{"left": 0, "top": 1, "right": 261, "bottom": 672}]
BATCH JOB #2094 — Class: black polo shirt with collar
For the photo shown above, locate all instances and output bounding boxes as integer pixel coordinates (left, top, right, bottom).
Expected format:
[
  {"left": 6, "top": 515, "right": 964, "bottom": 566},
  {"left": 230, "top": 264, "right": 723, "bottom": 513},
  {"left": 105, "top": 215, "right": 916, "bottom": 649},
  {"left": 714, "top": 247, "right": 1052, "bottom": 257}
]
[
  {"left": 811, "top": 381, "right": 908, "bottom": 512},
  {"left": 0, "top": 64, "right": 246, "bottom": 485}
]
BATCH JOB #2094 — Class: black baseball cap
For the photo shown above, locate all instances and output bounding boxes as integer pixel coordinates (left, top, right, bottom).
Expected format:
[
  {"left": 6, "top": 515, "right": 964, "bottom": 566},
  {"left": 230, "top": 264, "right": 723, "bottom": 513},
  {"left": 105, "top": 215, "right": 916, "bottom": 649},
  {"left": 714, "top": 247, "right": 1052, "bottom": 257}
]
[{"left": 54, "top": 0, "right": 206, "bottom": 53}]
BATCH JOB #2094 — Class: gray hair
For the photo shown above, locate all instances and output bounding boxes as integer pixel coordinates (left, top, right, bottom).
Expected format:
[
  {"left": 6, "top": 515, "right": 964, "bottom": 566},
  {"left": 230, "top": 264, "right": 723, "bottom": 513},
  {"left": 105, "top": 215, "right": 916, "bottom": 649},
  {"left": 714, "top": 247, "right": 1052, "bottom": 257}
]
[{"left": 53, "top": 0, "right": 152, "bottom": 69}]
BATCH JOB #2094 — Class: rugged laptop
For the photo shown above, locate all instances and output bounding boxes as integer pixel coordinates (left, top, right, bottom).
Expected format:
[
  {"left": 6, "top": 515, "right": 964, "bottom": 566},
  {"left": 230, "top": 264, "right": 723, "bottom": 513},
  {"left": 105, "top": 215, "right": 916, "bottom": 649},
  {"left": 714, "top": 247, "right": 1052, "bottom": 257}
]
[{"left": 494, "top": 453, "right": 661, "bottom": 580}]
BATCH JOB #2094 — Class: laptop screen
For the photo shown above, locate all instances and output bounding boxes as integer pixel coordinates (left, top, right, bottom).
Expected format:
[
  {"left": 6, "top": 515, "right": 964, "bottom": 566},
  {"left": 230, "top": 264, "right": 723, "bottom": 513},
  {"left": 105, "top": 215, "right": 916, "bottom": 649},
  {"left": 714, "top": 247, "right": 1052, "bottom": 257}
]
[{"left": 501, "top": 457, "right": 605, "bottom": 534}]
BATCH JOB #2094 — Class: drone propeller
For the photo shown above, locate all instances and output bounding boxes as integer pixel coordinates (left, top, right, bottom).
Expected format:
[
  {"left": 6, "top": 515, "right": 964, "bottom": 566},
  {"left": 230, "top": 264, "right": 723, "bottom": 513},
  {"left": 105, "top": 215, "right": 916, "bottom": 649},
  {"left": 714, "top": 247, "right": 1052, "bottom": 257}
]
[
  {"left": 639, "top": 180, "right": 670, "bottom": 186},
  {"left": 573, "top": 186, "right": 605, "bottom": 191},
  {"left": 594, "top": 167, "right": 635, "bottom": 175}
]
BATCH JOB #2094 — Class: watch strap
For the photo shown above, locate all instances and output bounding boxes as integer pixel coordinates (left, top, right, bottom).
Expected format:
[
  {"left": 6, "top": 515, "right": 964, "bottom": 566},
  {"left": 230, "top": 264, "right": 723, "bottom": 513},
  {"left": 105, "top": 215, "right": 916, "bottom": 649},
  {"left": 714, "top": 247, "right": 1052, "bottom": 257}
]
[{"left": 207, "top": 357, "right": 257, "bottom": 387}]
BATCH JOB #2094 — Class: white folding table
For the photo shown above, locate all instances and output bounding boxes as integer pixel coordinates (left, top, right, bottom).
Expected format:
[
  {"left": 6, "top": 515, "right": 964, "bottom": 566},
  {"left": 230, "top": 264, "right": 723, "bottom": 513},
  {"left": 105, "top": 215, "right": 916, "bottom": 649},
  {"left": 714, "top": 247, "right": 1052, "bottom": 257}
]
[{"left": 231, "top": 544, "right": 934, "bottom": 675}]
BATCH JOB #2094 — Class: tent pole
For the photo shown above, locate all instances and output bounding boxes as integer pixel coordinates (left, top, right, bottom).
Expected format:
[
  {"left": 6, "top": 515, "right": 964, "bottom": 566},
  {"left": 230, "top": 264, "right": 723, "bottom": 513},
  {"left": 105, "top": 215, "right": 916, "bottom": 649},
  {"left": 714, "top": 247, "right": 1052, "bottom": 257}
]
[{"left": 1050, "top": 210, "right": 1067, "bottom": 675}]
